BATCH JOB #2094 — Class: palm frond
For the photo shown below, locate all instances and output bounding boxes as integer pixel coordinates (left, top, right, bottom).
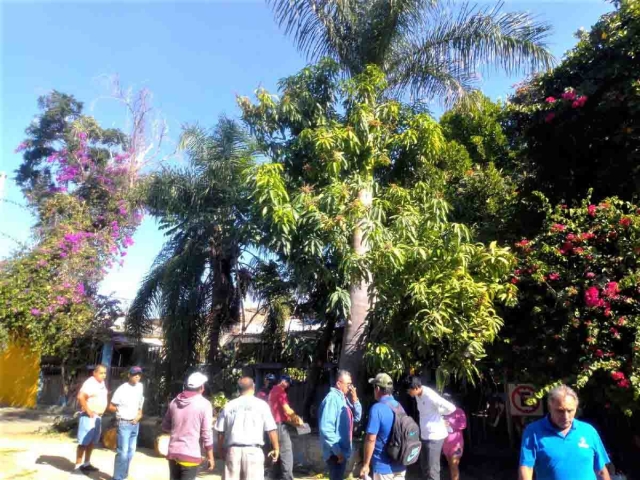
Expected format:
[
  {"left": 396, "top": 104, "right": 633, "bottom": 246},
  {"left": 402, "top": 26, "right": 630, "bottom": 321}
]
[
  {"left": 268, "top": 0, "right": 361, "bottom": 71},
  {"left": 393, "top": 0, "right": 554, "bottom": 102}
]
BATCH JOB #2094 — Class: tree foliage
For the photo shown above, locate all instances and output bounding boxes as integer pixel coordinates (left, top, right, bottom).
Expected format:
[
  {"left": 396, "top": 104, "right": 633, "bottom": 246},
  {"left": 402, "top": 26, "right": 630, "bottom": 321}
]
[
  {"left": 496, "top": 196, "right": 640, "bottom": 414},
  {"left": 239, "top": 62, "right": 516, "bottom": 381},
  {"left": 1, "top": 91, "right": 144, "bottom": 355},
  {"left": 127, "top": 118, "right": 256, "bottom": 392},
  {"left": 506, "top": 0, "right": 640, "bottom": 203},
  {"left": 268, "top": 0, "right": 554, "bottom": 104}
]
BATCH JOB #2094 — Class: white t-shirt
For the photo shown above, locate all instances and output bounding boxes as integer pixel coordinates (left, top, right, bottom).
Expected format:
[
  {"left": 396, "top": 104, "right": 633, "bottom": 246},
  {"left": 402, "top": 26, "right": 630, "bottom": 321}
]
[
  {"left": 111, "top": 382, "right": 145, "bottom": 421},
  {"left": 79, "top": 376, "right": 108, "bottom": 415},
  {"left": 415, "top": 386, "right": 456, "bottom": 440},
  {"left": 215, "top": 394, "right": 277, "bottom": 447}
]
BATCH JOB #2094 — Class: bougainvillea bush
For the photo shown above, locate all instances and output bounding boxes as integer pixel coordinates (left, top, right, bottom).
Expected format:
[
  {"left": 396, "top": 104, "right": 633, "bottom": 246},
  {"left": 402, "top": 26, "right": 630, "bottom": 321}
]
[
  {"left": 499, "top": 196, "right": 640, "bottom": 414},
  {"left": 0, "top": 91, "right": 146, "bottom": 355},
  {"left": 505, "top": 0, "right": 640, "bottom": 204}
]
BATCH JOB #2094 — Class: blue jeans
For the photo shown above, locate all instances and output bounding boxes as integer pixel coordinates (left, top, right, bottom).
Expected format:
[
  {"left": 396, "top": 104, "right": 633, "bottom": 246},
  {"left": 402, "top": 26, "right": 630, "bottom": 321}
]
[
  {"left": 113, "top": 421, "right": 139, "bottom": 480},
  {"left": 326, "top": 455, "right": 348, "bottom": 480}
]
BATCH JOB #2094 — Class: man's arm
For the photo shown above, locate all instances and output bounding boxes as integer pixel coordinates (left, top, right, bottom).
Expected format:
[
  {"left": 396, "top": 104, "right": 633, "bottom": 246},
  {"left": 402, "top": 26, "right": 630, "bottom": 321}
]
[
  {"left": 217, "top": 432, "right": 226, "bottom": 458},
  {"left": 319, "top": 397, "right": 342, "bottom": 457},
  {"left": 423, "top": 387, "right": 456, "bottom": 415},
  {"left": 77, "top": 391, "right": 95, "bottom": 418},
  {"left": 596, "top": 467, "right": 611, "bottom": 480},
  {"left": 518, "top": 466, "right": 534, "bottom": 480},
  {"left": 360, "top": 434, "right": 376, "bottom": 478},
  {"left": 267, "top": 429, "right": 280, "bottom": 462}
]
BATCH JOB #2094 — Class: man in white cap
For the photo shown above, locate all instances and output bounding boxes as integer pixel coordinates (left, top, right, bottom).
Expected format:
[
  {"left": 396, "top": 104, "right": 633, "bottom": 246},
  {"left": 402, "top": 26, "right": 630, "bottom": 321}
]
[{"left": 162, "top": 372, "right": 215, "bottom": 480}]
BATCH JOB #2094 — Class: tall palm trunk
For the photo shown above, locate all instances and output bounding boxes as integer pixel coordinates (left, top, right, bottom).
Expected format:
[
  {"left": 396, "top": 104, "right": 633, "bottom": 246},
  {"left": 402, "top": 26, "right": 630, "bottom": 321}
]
[
  {"left": 208, "top": 249, "right": 235, "bottom": 372},
  {"left": 339, "top": 188, "right": 372, "bottom": 384}
]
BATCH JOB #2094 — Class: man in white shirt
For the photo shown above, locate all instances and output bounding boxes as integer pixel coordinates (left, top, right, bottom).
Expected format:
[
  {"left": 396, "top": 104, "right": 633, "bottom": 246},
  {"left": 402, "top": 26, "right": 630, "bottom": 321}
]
[
  {"left": 404, "top": 376, "right": 456, "bottom": 480},
  {"left": 215, "top": 376, "right": 279, "bottom": 480},
  {"left": 108, "top": 366, "right": 144, "bottom": 480},
  {"left": 74, "top": 364, "right": 109, "bottom": 475}
]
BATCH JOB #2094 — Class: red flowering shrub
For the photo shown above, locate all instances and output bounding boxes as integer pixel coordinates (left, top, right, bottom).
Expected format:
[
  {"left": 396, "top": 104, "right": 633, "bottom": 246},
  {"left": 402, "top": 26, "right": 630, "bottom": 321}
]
[{"left": 498, "top": 196, "right": 640, "bottom": 414}]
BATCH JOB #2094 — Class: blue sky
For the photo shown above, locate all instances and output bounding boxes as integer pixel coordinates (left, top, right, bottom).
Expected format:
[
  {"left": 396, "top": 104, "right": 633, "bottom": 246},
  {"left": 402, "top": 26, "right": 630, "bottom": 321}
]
[{"left": 1, "top": 0, "right": 613, "bottom": 306}]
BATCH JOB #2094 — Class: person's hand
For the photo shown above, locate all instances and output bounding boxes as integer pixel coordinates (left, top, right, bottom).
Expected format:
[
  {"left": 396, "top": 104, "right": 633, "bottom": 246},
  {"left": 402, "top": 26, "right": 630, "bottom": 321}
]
[
  {"left": 207, "top": 458, "right": 215, "bottom": 471},
  {"left": 268, "top": 449, "right": 280, "bottom": 462},
  {"left": 132, "top": 415, "right": 142, "bottom": 425},
  {"left": 360, "top": 463, "right": 370, "bottom": 479},
  {"left": 349, "top": 385, "right": 359, "bottom": 403},
  {"left": 86, "top": 409, "right": 96, "bottom": 418},
  {"left": 444, "top": 420, "right": 450, "bottom": 428},
  {"left": 337, "top": 453, "right": 345, "bottom": 464}
]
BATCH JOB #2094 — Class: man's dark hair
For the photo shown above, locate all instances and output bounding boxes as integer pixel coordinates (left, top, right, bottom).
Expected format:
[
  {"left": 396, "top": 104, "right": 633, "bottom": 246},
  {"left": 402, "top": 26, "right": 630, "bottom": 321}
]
[{"left": 403, "top": 375, "right": 422, "bottom": 390}]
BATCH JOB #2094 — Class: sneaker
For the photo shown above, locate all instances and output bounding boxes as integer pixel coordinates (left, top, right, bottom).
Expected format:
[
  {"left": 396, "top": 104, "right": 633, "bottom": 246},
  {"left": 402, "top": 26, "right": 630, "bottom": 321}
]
[
  {"left": 80, "top": 464, "right": 99, "bottom": 472},
  {"left": 70, "top": 469, "right": 86, "bottom": 477}
]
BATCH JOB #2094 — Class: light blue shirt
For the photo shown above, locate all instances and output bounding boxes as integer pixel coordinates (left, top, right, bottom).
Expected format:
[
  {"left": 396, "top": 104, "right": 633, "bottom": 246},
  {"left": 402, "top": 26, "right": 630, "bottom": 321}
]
[
  {"left": 520, "top": 416, "right": 610, "bottom": 480},
  {"left": 318, "top": 387, "right": 362, "bottom": 460}
]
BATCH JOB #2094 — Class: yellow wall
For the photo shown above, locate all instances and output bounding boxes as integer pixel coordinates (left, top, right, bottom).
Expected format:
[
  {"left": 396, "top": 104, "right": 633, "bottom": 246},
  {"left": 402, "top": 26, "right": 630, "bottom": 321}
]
[{"left": 0, "top": 342, "right": 40, "bottom": 408}]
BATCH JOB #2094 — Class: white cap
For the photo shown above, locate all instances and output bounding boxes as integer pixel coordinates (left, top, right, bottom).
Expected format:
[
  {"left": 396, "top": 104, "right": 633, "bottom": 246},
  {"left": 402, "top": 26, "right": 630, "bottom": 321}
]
[{"left": 186, "top": 372, "right": 208, "bottom": 389}]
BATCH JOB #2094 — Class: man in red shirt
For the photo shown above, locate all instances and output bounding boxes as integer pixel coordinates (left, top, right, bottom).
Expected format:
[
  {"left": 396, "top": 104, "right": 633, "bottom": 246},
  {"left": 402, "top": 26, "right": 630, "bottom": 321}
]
[{"left": 268, "top": 375, "right": 303, "bottom": 480}]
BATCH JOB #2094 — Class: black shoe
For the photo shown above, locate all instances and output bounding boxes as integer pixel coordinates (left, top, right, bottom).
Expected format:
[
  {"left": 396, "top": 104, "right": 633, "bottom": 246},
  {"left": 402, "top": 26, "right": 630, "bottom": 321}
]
[{"left": 80, "top": 464, "right": 99, "bottom": 472}]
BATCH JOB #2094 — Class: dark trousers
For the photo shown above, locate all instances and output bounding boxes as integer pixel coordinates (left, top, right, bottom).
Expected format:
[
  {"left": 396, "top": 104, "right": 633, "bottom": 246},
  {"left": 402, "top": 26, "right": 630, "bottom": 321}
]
[
  {"left": 326, "top": 455, "right": 348, "bottom": 480},
  {"left": 420, "top": 438, "right": 445, "bottom": 480},
  {"left": 273, "top": 423, "right": 293, "bottom": 480},
  {"left": 168, "top": 459, "right": 199, "bottom": 480}
]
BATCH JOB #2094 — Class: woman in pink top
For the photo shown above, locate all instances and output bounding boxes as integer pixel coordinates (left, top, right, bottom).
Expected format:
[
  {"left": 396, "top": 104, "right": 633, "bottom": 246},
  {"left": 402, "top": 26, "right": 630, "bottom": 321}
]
[{"left": 443, "top": 406, "right": 467, "bottom": 480}]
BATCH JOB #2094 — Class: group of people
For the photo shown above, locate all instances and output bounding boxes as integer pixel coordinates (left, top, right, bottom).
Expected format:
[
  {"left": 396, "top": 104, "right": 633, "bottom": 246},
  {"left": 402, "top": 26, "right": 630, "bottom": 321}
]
[
  {"left": 72, "top": 364, "right": 615, "bottom": 480},
  {"left": 318, "top": 372, "right": 466, "bottom": 480}
]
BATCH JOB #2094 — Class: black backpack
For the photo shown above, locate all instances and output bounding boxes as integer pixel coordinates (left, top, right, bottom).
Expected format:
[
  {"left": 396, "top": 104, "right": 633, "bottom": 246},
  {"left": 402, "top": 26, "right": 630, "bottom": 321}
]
[{"left": 381, "top": 398, "right": 422, "bottom": 466}]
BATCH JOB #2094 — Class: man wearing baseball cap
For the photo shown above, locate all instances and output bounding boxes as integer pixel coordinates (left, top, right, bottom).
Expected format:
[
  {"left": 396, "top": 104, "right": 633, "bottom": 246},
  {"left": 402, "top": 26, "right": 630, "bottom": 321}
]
[
  {"left": 257, "top": 373, "right": 276, "bottom": 401},
  {"left": 108, "top": 366, "right": 145, "bottom": 480},
  {"left": 361, "top": 373, "right": 407, "bottom": 480},
  {"left": 162, "top": 372, "right": 214, "bottom": 480}
]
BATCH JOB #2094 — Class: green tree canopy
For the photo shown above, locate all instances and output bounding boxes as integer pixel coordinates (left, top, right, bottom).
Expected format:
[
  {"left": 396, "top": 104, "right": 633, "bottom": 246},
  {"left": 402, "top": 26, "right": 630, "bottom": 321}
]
[{"left": 240, "top": 61, "right": 516, "bottom": 380}]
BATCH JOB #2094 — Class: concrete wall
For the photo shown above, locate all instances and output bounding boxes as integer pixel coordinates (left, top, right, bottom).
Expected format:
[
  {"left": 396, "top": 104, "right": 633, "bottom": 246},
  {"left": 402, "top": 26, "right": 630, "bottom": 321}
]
[{"left": 0, "top": 342, "right": 40, "bottom": 408}]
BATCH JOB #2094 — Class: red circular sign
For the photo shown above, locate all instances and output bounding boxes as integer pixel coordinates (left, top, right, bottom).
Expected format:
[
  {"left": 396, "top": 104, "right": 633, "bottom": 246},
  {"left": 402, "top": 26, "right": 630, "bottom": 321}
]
[{"left": 511, "top": 385, "right": 539, "bottom": 414}]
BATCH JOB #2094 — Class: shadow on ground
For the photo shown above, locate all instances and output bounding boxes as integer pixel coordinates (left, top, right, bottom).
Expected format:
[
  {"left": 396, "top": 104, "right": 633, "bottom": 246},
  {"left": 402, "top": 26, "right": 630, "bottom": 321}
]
[{"left": 36, "top": 455, "right": 113, "bottom": 480}]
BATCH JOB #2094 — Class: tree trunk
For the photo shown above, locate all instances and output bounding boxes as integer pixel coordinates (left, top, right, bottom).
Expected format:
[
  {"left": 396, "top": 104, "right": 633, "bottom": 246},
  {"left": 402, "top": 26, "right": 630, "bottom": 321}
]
[
  {"left": 303, "top": 312, "right": 337, "bottom": 419},
  {"left": 339, "top": 187, "right": 373, "bottom": 387},
  {"left": 208, "top": 251, "right": 235, "bottom": 374}
]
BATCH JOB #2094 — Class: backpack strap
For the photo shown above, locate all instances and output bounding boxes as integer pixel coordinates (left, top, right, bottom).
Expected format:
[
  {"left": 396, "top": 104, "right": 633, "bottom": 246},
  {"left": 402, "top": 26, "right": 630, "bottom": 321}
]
[{"left": 380, "top": 397, "right": 404, "bottom": 415}]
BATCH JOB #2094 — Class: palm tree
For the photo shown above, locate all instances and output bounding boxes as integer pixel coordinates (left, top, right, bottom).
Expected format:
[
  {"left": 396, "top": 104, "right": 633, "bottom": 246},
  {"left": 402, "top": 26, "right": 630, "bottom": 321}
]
[
  {"left": 127, "top": 118, "right": 255, "bottom": 392},
  {"left": 268, "top": 0, "right": 554, "bottom": 381},
  {"left": 269, "top": 0, "right": 553, "bottom": 104}
]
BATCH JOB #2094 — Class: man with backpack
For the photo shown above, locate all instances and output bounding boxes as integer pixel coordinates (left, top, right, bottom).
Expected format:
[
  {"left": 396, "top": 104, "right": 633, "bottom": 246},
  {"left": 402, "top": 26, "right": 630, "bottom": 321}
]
[
  {"left": 360, "top": 373, "right": 421, "bottom": 480},
  {"left": 404, "top": 376, "right": 457, "bottom": 480}
]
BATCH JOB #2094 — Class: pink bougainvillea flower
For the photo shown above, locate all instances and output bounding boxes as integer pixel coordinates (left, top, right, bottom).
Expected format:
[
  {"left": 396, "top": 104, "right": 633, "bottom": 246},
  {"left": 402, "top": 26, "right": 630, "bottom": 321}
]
[
  {"left": 30, "top": 308, "right": 41, "bottom": 316},
  {"left": 618, "top": 379, "right": 631, "bottom": 389},
  {"left": 559, "top": 241, "right": 574, "bottom": 255},
  {"left": 515, "top": 239, "right": 529, "bottom": 248},
  {"left": 619, "top": 217, "right": 632, "bottom": 228},
  {"left": 585, "top": 272, "right": 596, "bottom": 279},
  {"left": 604, "top": 282, "right": 619, "bottom": 298},
  {"left": 574, "top": 247, "right": 585, "bottom": 254},
  {"left": 572, "top": 96, "right": 588, "bottom": 108},
  {"left": 76, "top": 284, "right": 85, "bottom": 296},
  {"left": 587, "top": 205, "right": 597, "bottom": 217},
  {"left": 594, "top": 349, "right": 604, "bottom": 358},
  {"left": 617, "top": 317, "right": 627, "bottom": 326},
  {"left": 551, "top": 223, "right": 566, "bottom": 232},
  {"left": 562, "top": 90, "right": 577, "bottom": 101},
  {"left": 545, "top": 112, "right": 556, "bottom": 123},
  {"left": 14, "top": 142, "right": 28, "bottom": 153},
  {"left": 611, "top": 371, "right": 625, "bottom": 381},
  {"left": 545, "top": 96, "right": 557, "bottom": 104},
  {"left": 584, "top": 286, "right": 603, "bottom": 308},
  {"left": 510, "top": 277, "right": 518, "bottom": 284},
  {"left": 548, "top": 272, "right": 560, "bottom": 281}
]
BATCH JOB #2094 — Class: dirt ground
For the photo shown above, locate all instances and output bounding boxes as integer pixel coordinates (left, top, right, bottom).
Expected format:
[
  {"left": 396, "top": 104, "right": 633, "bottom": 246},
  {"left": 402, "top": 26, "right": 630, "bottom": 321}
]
[{"left": 0, "top": 408, "right": 326, "bottom": 480}]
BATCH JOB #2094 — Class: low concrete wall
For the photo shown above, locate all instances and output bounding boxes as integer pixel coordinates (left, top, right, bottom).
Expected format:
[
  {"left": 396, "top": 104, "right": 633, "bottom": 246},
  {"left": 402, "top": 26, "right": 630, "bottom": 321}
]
[{"left": 134, "top": 416, "right": 337, "bottom": 475}]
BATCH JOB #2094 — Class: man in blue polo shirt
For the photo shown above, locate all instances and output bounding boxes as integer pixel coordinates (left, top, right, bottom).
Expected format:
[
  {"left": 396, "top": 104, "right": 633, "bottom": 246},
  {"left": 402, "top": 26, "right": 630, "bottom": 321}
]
[
  {"left": 361, "top": 373, "right": 406, "bottom": 480},
  {"left": 518, "top": 384, "right": 611, "bottom": 480}
]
